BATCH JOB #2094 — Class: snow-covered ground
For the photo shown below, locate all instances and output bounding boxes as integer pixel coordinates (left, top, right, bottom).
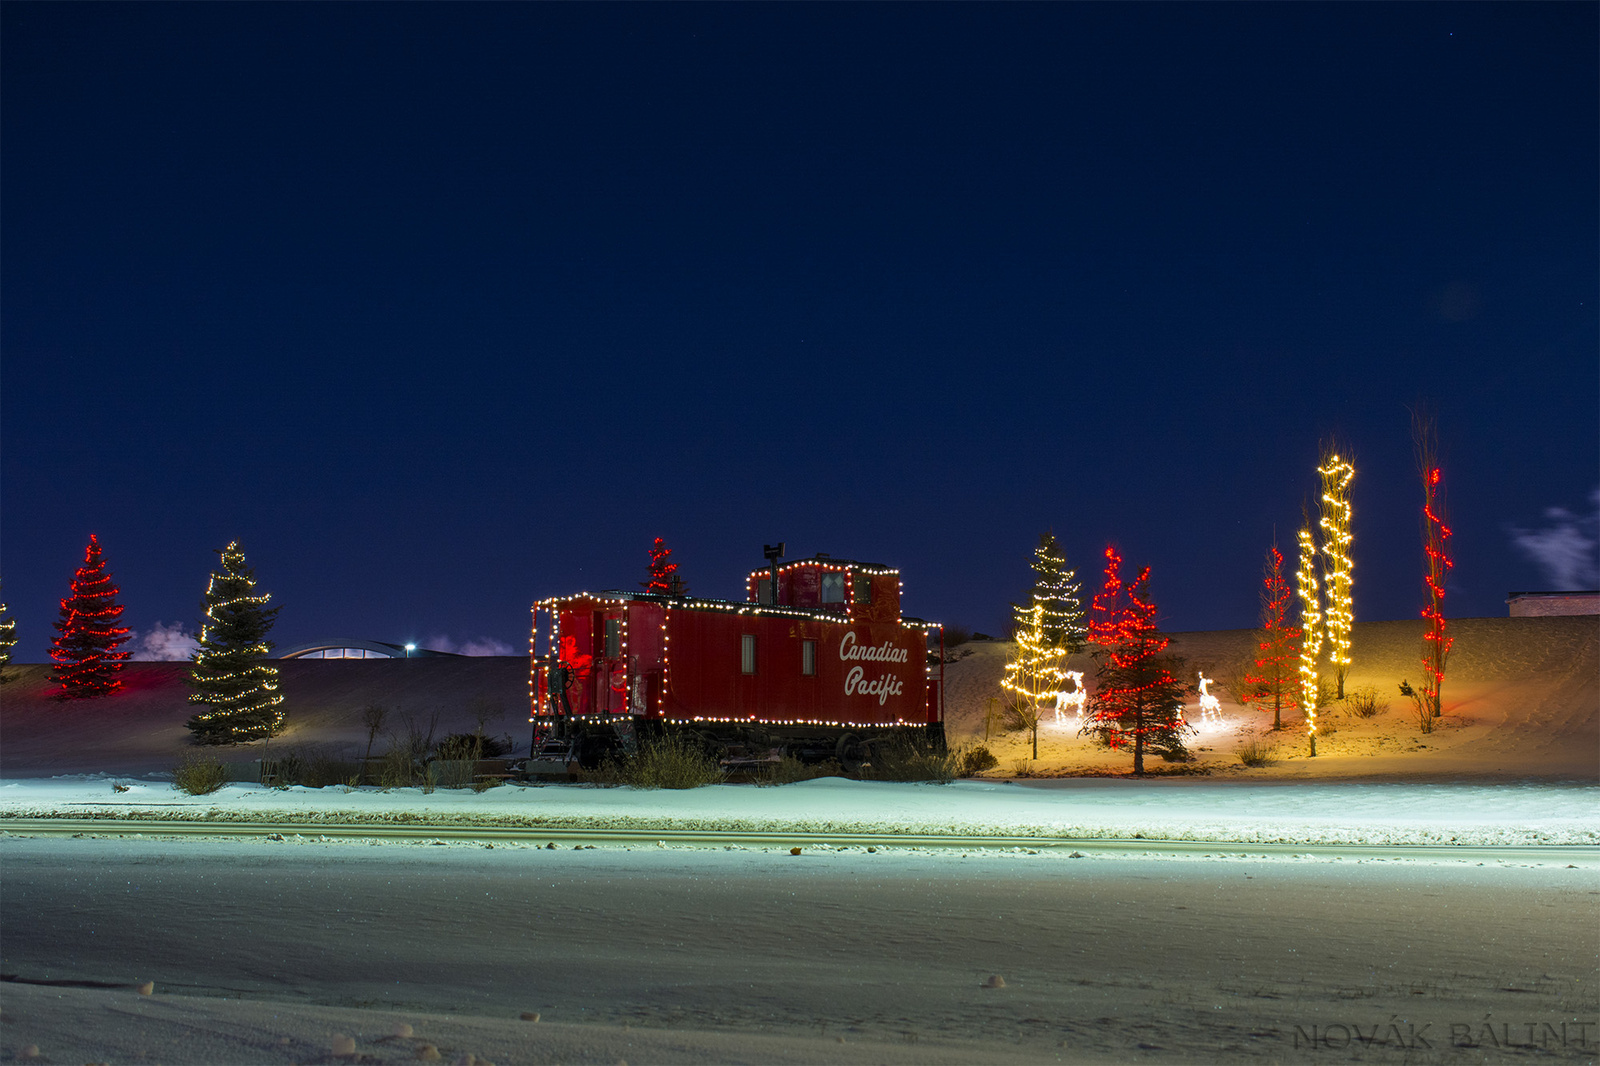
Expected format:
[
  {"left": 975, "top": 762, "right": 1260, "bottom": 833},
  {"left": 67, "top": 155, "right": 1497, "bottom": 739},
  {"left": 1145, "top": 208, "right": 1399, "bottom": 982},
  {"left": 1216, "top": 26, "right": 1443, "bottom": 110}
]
[{"left": 3, "top": 774, "right": 1595, "bottom": 846}]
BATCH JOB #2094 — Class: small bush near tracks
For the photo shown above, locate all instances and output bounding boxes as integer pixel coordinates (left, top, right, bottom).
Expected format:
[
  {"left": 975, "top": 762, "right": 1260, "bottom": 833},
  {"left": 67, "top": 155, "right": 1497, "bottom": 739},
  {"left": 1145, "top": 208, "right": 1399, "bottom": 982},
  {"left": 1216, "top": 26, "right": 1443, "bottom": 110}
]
[
  {"left": 958, "top": 745, "right": 999, "bottom": 776},
  {"left": 263, "top": 745, "right": 359, "bottom": 787},
  {"left": 619, "top": 735, "right": 726, "bottom": 789},
  {"left": 173, "top": 751, "right": 229, "bottom": 795},
  {"left": 1343, "top": 685, "right": 1387, "bottom": 719},
  {"left": 1237, "top": 733, "right": 1276, "bottom": 767},
  {"left": 868, "top": 738, "right": 959, "bottom": 783},
  {"left": 755, "top": 755, "right": 846, "bottom": 786}
]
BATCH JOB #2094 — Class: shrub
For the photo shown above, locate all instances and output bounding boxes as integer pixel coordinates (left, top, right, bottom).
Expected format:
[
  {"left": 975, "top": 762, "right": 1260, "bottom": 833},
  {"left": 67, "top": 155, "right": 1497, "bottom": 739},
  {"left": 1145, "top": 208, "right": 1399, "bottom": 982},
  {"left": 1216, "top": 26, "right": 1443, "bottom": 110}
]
[
  {"left": 266, "top": 745, "right": 360, "bottom": 788},
  {"left": 173, "top": 751, "right": 229, "bottom": 795},
  {"left": 261, "top": 750, "right": 304, "bottom": 787},
  {"left": 958, "top": 745, "right": 998, "bottom": 776},
  {"left": 869, "top": 738, "right": 959, "bottom": 783},
  {"left": 1011, "top": 758, "right": 1034, "bottom": 778},
  {"left": 1344, "top": 685, "right": 1387, "bottom": 719},
  {"left": 619, "top": 735, "right": 726, "bottom": 789},
  {"left": 436, "top": 732, "right": 510, "bottom": 761},
  {"left": 1398, "top": 680, "right": 1432, "bottom": 733},
  {"left": 1237, "top": 734, "right": 1276, "bottom": 767},
  {"left": 756, "top": 755, "right": 846, "bottom": 786},
  {"left": 432, "top": 759, "right": 477, "bottom": 789}
]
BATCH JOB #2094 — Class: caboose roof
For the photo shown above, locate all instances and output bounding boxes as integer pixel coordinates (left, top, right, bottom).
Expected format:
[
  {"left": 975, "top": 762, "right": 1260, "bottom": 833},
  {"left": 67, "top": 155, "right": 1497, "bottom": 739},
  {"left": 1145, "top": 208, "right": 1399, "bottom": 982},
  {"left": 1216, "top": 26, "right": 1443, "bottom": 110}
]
[
  {"left": 746, "top": 554, "right": 898, "bottom": 576},
  {"left": 532, "top": 588, "right": 936, "bottom": 628}
]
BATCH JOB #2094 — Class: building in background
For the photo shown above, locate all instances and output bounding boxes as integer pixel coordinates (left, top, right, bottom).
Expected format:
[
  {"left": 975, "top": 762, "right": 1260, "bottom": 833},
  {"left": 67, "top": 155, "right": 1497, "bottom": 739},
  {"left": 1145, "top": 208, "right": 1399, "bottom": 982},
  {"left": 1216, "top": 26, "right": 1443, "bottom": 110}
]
[
  {"left": 278, "top": 640, "right": 459, "bottom": 660},
  {"left": 1506, "top": 591, "right": 1600, "bottom": 617}
]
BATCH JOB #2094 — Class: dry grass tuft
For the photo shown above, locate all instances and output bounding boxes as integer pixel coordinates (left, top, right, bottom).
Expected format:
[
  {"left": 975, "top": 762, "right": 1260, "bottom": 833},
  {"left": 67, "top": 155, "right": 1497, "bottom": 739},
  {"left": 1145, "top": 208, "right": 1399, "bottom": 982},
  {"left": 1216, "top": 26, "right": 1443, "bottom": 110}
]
[
  {"left": 172, "top": 750, "right": 229, "bottom": 795},
  {"left": 1236, "top": 733, "right": 1277, "bottom": 767},
  {"left": 1343, "top": 685, "right": 1388, "bottom": 719},
  {"left": 618, "top": 734, "right": 726, "bottom": 789}
]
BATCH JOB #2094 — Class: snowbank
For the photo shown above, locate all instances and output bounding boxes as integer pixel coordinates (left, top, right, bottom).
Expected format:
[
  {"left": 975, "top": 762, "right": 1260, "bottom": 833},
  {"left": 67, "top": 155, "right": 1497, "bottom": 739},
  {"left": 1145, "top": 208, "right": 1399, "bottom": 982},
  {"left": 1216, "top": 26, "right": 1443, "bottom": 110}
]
[{"left": 2, "top": 774, "right": 1594, "bottom": 846}]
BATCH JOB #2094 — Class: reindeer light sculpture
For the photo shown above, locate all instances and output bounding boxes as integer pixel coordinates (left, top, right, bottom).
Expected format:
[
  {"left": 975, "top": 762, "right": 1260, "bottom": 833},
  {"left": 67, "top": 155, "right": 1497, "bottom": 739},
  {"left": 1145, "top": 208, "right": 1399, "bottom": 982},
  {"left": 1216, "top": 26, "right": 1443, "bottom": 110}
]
[
  {"left": 1196, "top": 671, "right": 1222, "bottom": 727},
  {"left": 1054, "top": 670, "right": 1087, "bottom": 725}
]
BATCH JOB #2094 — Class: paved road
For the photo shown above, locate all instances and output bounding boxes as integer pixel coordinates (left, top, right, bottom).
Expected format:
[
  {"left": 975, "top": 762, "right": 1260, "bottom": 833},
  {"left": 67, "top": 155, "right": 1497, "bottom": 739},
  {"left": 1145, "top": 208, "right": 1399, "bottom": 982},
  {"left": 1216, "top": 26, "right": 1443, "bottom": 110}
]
[{"left": 2, "top": 836, "right": 1596, "bottom": 1062}]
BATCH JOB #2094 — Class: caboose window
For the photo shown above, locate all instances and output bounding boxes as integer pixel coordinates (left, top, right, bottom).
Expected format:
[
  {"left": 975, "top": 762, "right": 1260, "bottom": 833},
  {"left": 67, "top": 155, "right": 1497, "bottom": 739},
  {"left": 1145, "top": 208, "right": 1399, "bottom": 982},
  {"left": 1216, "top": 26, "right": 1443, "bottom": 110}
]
[
  {"left": 821, "top": 573, "right": 845, "bottom": 603},
  {"left": 852, "top": 574, "right": 872, "bottom": 604},
  {"left": 604, "top": 618, "right": 621, "bottom": 658},
  {"left": 802, "top": 639, "right": 816, "bottom": 676},
  {"left": 741, "top": 634, "right": 757, "bottom": 674}
]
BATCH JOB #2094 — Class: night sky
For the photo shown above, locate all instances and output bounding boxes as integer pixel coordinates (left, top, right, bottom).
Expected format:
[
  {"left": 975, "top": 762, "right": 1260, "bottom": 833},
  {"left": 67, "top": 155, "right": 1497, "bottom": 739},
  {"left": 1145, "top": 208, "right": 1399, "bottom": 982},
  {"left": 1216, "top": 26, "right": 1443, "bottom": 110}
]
[{"left": 4, "top": 4, "right": 1596, "bottom": 661}]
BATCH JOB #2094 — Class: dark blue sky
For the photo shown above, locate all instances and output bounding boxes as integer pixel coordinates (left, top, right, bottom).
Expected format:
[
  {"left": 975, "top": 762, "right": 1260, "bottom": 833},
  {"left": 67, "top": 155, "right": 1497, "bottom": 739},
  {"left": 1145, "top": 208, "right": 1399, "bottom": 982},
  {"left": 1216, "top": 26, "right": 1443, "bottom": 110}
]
[{"left": 4, "top": 3, "right": 1596, "bottom": 659}]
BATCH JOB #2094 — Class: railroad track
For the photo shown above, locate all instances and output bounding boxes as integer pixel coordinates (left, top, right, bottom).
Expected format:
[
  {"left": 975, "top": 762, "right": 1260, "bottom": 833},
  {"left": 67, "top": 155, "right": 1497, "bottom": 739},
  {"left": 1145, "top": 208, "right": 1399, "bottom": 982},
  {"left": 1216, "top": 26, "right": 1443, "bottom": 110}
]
[{"left": 2, "top": 818, "right": 1595, "bottom": 864}]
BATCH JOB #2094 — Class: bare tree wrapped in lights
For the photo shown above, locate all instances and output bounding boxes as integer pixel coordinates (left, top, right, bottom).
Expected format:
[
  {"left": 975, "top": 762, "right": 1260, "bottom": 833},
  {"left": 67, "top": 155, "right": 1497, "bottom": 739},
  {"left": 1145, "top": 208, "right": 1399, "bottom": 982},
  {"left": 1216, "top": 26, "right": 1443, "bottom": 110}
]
[
  {"left": 1080, "top": 548, "right": 1191, "bottom": 775},
  {"left": 186, "top": 540, "right": 286, "bottom": 744},
  {"left": 48, "top": 534, "right": 132, "bottom": 698},
  {"left": 1295, "top": 517, "right": 1324, "bottom": 756},
  {"left": 1318, "top": 446, "right": 1356, "bottom": 698},
  {"left": 1001, "top": 601, "right": 1066, "bottom": 760},
  {"left": 1412, "top": 408, "right": 1453, "bottom": 726},
  {"left": 1242, "top": 543, "right": 1300, "bottom": 732}
]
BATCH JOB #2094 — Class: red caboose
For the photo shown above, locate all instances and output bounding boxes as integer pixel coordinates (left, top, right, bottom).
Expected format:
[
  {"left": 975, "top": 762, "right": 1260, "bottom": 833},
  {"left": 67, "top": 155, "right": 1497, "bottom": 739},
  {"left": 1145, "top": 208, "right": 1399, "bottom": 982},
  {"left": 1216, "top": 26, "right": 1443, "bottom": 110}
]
[{"left": 528, "top": 552, "right": 945, "bottom": 765}]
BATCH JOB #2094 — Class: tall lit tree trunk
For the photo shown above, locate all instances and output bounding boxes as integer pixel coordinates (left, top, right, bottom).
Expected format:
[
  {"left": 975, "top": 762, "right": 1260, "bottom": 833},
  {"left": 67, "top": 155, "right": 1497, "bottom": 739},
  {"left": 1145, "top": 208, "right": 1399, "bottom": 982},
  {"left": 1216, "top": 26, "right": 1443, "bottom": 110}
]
[
  {"left": 1318, "top": 448, "right": 1356, "bottom": 700},
  {"left": 1413, "top": 409, "right": 1453, "bottom": 722}
]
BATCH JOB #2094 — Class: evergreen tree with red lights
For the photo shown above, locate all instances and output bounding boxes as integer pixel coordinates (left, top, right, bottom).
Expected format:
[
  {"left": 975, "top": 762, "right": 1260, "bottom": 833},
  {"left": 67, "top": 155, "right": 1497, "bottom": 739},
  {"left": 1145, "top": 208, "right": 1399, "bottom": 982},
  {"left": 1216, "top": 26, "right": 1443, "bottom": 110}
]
[
  {"left": 1241, "top": 543, "right": 1300, "bottom": 731},
  {"left": 641, "top": 537, "right": 687, "bottom": 595},
  {"left": 1080, "top": 550, "right": 1191, "bottom": 775},
  {"left": 186, "top": 540, "right": 285, "bottom": 744},
  {"left": 48, "top": 534, "right": 132, "bottom": 698}
]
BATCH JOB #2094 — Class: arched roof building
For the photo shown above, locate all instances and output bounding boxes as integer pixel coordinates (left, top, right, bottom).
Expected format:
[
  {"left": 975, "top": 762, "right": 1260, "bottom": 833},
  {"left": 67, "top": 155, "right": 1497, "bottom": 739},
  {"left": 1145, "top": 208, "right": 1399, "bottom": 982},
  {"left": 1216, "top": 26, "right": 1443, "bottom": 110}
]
[{"left": 277, "top": 639, "right": 461, "bottom": 660}]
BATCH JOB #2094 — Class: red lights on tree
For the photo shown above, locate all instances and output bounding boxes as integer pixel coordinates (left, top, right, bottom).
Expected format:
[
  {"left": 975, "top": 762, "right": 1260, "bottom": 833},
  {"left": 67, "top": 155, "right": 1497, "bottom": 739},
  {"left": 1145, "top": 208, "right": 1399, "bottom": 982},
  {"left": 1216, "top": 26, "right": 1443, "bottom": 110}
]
[
  {"left": 1414, "top": 410, "right": 1453, "bottom": 725},
  {"left": 48, "top": 534, "right": 131, "bottom": 698},
  {"left": 642, "top": 537, "right": 687, "bottom": 595},
  {"left": 1087, "top": 545, "right": 1125, "bottom": 647},
  {"left": 1080, "top": 548, "right": 1192, "bottom": 775},
  {"left": 1241, "top": 544, "right": 1301, "bottom": 731}
]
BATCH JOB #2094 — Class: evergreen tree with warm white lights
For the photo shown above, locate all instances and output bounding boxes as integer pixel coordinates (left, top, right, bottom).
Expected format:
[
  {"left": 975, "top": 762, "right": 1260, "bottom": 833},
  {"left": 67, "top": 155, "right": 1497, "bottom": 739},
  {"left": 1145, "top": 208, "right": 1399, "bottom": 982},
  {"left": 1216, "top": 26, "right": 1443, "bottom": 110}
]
[
  {"left": 186, "top": 540, "right": 285, "bottom": 744},
  {"left": 1012, "top": 532, "right": 1087, "bottom": 653},
  {"left": 0, "top": 582, "right": 17, "bottom": 683},
  {"left": 49, "top": 535, "right": 132, "bottom": 698}
]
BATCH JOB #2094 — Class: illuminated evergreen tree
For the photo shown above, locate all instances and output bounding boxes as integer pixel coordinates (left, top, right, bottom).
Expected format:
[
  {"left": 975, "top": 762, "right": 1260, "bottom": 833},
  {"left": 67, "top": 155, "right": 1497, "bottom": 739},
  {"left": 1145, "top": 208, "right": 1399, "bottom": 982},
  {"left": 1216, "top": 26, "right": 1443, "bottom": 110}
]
[
  {"left": 1241, "top": 544, "right": 1300, "bottom": 731},
  {"left": 186, "top": 541, "right": 285, "bottom": 744},
  {"left": 641, "top": 537, "right": 687, "bottom": 595},
  {"left": 1012, "top": 532, "right": 1087, "bottom": 653},
  {"left": 1413, "top": 409, "right": 1453, "bottom": 725},
  {"left": 48, "top": 534, "right": 132, "bottom": 698},
  {"left": 0, "top": 582, "right": 17, "bottom": 683},
  {"left": 1080, "top": 555, "right": 1191, "bottom": 775},
  {"left": 1000, "top": 601, "right": 1066, "bottom": 759},
  {"left": 1318, "top": 447, "right": 1356, "bottom": 698}
]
